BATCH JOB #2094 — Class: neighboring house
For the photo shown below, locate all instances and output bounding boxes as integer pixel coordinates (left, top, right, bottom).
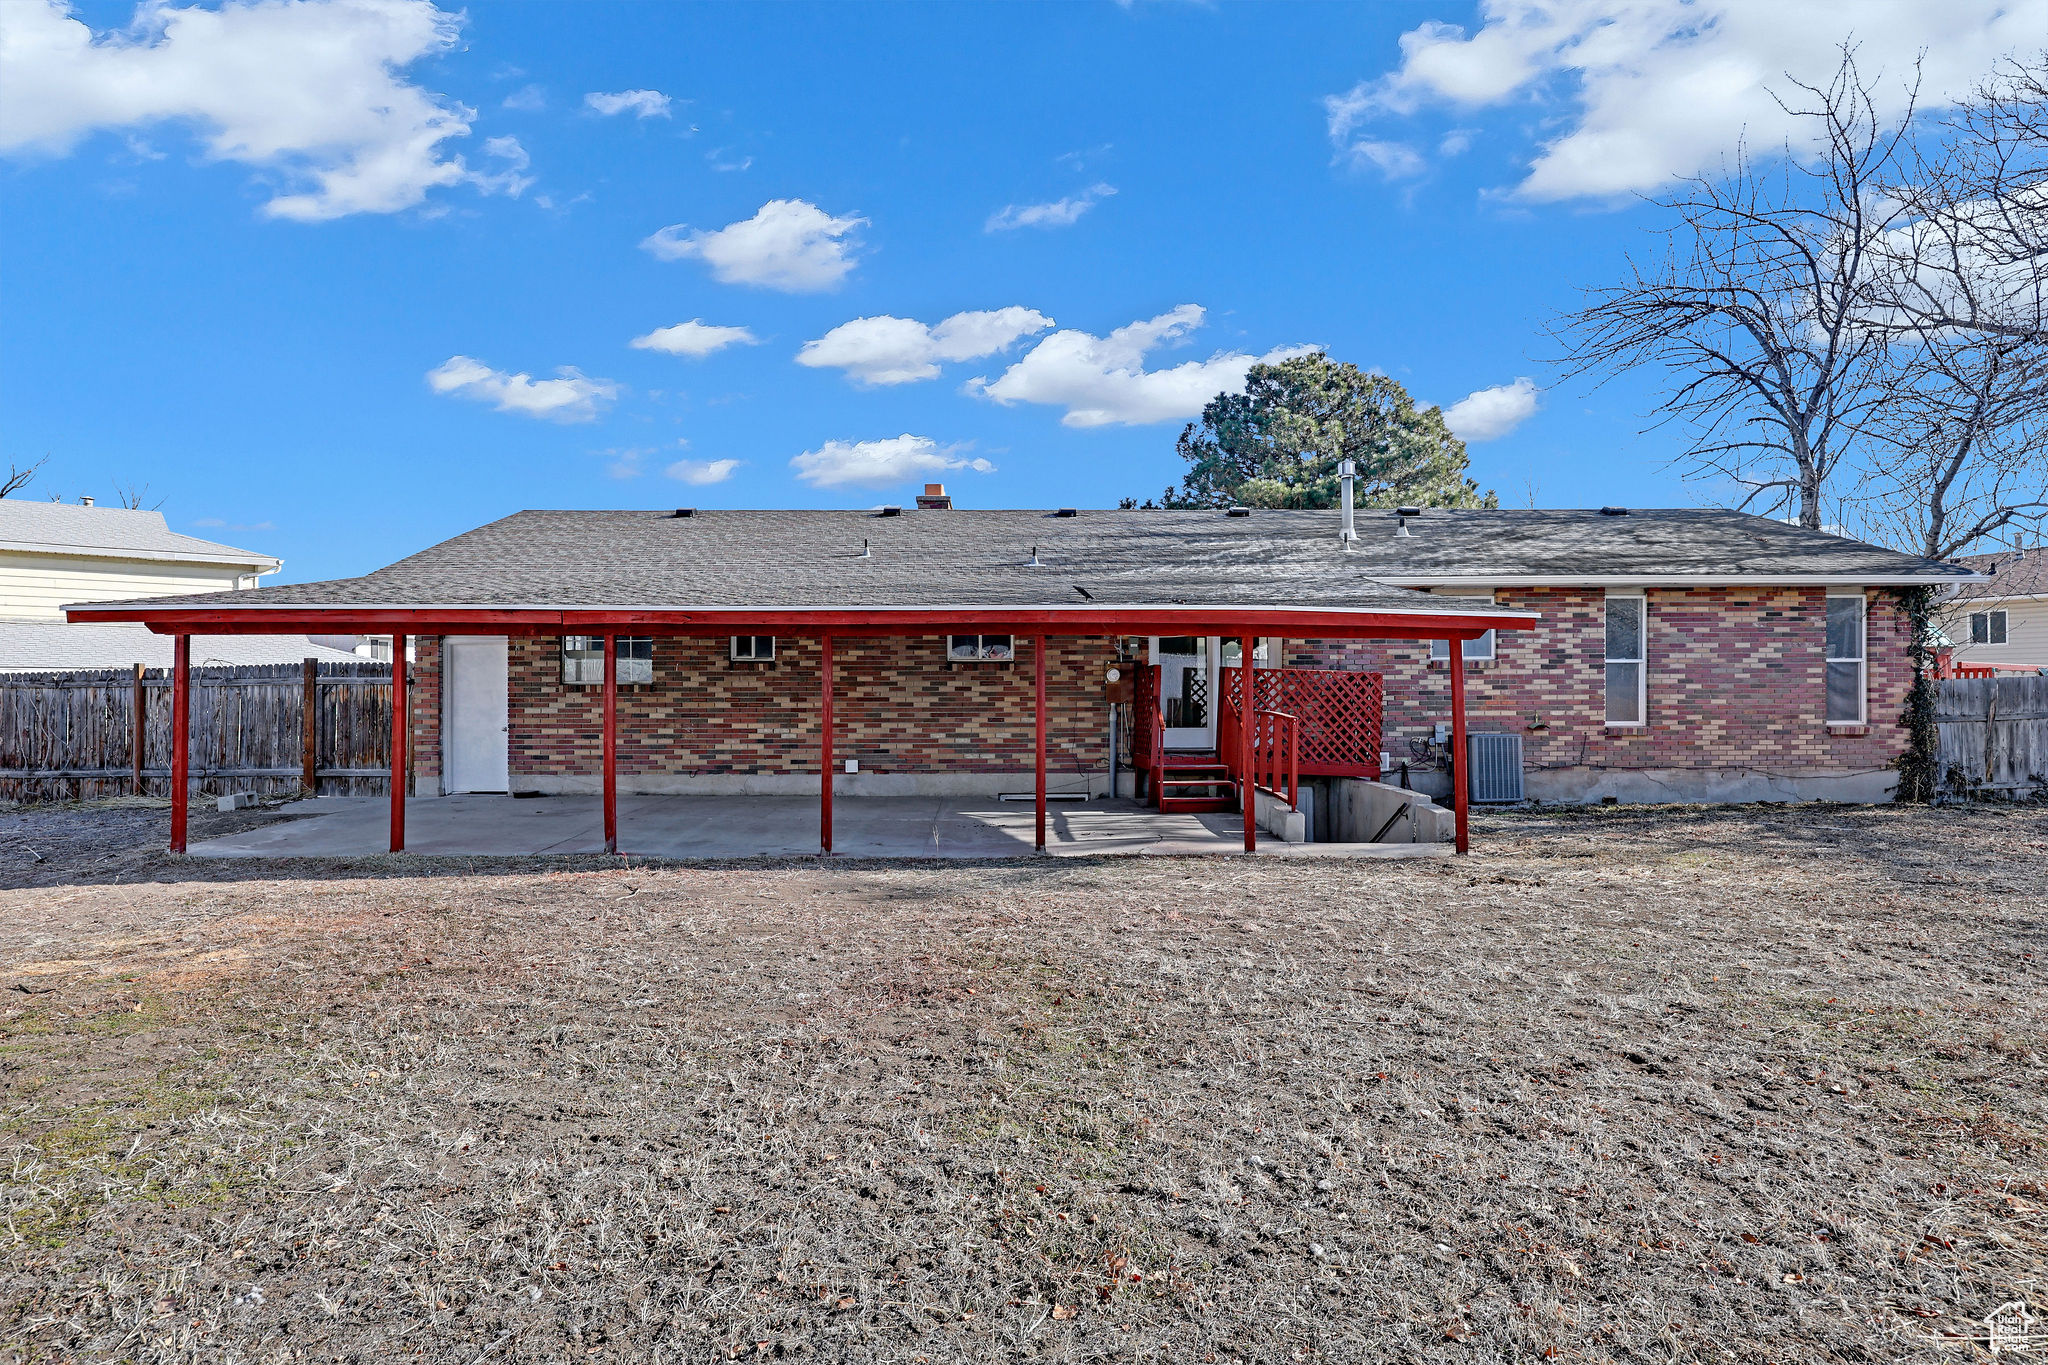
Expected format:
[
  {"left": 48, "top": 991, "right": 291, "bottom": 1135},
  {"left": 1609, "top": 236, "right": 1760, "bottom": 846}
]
[
  {"left": 1945, "top": 546, "right": 2048, "bottom": 670},
  {"left": 0, "top": 497, "right": 357, "bottom": 671},
  {"left": 70, "top": 494, "right": 1973, "bottom": 818}
]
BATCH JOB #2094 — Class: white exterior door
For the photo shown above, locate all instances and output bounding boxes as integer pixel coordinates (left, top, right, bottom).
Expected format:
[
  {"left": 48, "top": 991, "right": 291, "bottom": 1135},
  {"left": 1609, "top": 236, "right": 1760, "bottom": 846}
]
[
  {"left": 443, "top": 636, "right": 509, "bottom": 793},
  {"left": 1151, "top": 637, "right": 1219, "bottom": 751}
]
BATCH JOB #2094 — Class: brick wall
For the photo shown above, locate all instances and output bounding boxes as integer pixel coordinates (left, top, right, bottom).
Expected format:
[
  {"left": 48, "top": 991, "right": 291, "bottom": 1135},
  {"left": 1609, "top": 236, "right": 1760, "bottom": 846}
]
[
  {"left": 445, "top": 634, "right": 1119, "bottom": 784},
  {"left": 407, "top": 589, "right": 1914, "bottom": 801},
  {"left": 410, "top": 635, "right": 442, "bottom": 792},
  {"left": 1288, "top": 586, "right": 1912, "bottom": 792}
]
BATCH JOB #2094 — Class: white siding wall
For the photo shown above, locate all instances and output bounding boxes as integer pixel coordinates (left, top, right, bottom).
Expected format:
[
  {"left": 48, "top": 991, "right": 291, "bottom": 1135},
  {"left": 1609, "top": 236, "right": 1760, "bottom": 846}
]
[
  {"left": 1952, "top": 597, "right": 2048, "bottom": 668},
  {"left": 0, "top": 552, "right": 252, "bottom": 620}
]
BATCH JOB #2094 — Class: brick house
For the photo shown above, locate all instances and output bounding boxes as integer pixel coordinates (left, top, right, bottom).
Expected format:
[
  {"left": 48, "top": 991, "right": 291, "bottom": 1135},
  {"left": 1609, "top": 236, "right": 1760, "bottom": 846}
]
[{"left": 70, "top": 491, "right": 1972, "bottom": 855}]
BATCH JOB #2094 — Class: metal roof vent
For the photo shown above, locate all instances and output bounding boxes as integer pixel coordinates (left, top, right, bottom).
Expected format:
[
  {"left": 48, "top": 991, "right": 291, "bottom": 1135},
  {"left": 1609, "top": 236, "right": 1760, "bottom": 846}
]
[
  {"left": 1600, "top": 505, "right": 1629, "bottom": 516},
  {"left": 1026, "top": 545, "right": 1043, "bottom": 566},
  {"left": 1054, "top": 507, "right": 1079, "bottom": 518},
  {"left": 1225, "top": 506, "right": 1251, "bottom": 518},
  {"left": 1395, "top": 514, "right": 1413, "bottom": 538},
  {"left": 671, "top": 507, "right": 695, "bottom": 518},
  {"left": 858, "top": 537, "right": 871, "bottom": 559},
  {"left": 878, "top": 505, "right": 903, "bottom": 517},
  {"left": 1396, "top": 505, "right": 1423, "bottom": 517}
]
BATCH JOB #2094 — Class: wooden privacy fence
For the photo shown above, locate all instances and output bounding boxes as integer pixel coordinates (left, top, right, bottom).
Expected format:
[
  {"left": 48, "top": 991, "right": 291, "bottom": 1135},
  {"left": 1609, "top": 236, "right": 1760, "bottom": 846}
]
[
  {"left": 1935, "top": 675, "right": 2048, "bottom": 798},
  {"left": 0, "top": 660, "right": 397, "bottom": 803}
]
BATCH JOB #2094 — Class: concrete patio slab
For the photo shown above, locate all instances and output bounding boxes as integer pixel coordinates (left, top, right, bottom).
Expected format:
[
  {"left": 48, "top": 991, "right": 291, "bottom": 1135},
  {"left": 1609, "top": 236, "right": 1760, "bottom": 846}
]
[{"left": 187, "top": 794, "right": 1455, "bottom": 860}]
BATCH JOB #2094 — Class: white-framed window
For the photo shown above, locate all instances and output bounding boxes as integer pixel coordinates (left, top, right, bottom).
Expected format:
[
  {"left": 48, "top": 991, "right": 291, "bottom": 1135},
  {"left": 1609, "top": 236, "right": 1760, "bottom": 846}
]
[
  {"left": 1428, "top": 594, "right": 1497, "bottom": 662},
  {"left": 1826, "top": 593, "right": 1866, "bottom": 724},
  {"left": 562, "top": 635, "right": 653, "bottom": 685},
  {"left": 948, "top": 633, "right": 1014, "bottom": 662},
  {"left": 1970, "top": 609, "right": 2008, "bottom": 646},
  {"left": 1604, "top": 592, "right": 1646, "bottom": 726},
  {"left": 730, "top": 635, "right": 776, "bottom": 661}
]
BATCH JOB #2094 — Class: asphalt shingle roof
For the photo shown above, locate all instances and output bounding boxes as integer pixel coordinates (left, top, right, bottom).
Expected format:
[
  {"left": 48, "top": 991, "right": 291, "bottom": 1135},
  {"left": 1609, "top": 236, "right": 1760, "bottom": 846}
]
[
  {"left": 1954, "top": 546, "right": 2047, "bottom": 600},
  {"left": 73, "top": 506, "right": 1970, "bottom": 615},
  {"left": 0, "top": 499, "right": 278, "bottom": 568}
]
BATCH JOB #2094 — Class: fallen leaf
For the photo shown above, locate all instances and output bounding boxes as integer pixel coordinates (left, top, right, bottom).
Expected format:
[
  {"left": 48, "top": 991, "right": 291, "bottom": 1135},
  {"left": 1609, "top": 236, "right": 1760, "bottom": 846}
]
[{"left": 1051, "top": 1304, "right": 1077, "bottom": 1320}]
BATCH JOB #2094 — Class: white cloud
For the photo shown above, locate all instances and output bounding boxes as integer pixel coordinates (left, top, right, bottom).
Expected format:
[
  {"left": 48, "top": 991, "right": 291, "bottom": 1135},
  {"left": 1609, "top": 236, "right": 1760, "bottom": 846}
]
[
  {"left": 426, "top": 355, "right": 618, "bottom": 422},
  {"left": 641, "top": 199, "right": 864, "bottom": 292},
  {"left": 629, "top": 320, "right": 760, "bottom": 358},
  {"left": 667, "top": 458, "right": 740, "bottom": 485},
  {"left": 501, "top": 83, "right": 546, "bottom": 112},
  {"left": 0, "top": 0, "right": 516, "bottom": 222},
  {"left": 1337, "top": 139, "right": 1425, "bottom": 179},
  {"left": 985, "top": 183, "right": 1116, "bottom": 231},
  {"left": 584, "top": 89, "right": 671, "bottom": 119},
  {"left": 1442, "top": 377, "right": 1540, "bottom": 442},
  {"left": 1326, "top": 0, "right": 2048, "bottom": 201},
  {"left": 470, "top": 135, "right": 532, "bottom": 198},
  {"left": 796, "top": 308, "right": 1054, "bottom": 386},
  {"left": 790, "top": 435, "right": 994, "bottom": 490},
  {"left": 968, "top": 305, "right": 1311, "bottom": 428}
]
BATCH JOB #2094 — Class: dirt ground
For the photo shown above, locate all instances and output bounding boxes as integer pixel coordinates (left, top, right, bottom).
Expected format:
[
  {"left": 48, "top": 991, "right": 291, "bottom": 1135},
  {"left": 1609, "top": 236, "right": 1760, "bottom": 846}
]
[{"left": 1, "top": 800, "right": 2044, "bottom": 1364}]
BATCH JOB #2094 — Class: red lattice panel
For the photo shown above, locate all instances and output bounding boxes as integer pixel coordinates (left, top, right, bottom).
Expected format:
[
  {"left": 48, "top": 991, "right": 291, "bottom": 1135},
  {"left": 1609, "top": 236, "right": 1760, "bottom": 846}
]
[{"left": 1224, "top": 667, "right": 1383, "bottom": 779}]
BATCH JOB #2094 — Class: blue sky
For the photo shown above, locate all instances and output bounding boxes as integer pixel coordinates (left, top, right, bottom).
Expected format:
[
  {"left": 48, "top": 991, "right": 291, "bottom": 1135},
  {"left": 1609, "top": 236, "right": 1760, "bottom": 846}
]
[{"left": 2, "top": 0, "right": 2038, "bottom": 584}]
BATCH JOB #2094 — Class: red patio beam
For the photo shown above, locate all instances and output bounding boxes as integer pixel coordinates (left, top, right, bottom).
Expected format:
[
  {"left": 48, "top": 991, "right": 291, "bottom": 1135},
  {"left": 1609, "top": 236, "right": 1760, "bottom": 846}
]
[
  {"left": 603, "top": 630, "right": 618, "bottom": 855},
  {"left": 169, "top": 634, "right": 189, "bottom": 854},
  {"left": 389, "top": 633, "right": 407, "bottom": 853},
  {"left": 820, "top": 634, "right": 834, "bottom": 855},
  {"left": 1034, "top": 633, "right": 1047, "bottom": 852},
  {"left": 1241, "top": 634, "right": 1255, "bottom": 854},
  {"left": 83, "top": 606, "right": 1528, "bottom": 642},
  {"left": 1449, "top": 638, "right": 1469, "bottom": 855}
]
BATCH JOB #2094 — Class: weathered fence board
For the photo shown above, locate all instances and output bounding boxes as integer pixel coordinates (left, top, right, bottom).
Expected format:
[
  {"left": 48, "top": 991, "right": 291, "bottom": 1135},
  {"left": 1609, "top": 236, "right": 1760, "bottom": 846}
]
[
  {"left": 1935, "top": 676, "right": 2048, "bottom": 798},
  {"left": 1, "top": 661, "right": 396, "bottom": 803}
]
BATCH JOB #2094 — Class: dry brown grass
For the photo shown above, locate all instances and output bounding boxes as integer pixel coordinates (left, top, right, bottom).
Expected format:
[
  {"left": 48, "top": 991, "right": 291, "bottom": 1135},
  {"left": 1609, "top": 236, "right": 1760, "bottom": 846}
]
[{"left": 1, "top": 800, "right": 2045, "bottom": 1363}]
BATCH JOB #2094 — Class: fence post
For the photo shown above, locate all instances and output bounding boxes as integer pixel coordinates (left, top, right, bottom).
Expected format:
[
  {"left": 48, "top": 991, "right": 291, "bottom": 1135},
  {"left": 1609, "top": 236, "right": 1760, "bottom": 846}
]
[
  {"left": 301, "top": 657, "right": 318, "bottom": 795},
  {"left": 131, "top": 662, "right": 145, "bottom": 796}
]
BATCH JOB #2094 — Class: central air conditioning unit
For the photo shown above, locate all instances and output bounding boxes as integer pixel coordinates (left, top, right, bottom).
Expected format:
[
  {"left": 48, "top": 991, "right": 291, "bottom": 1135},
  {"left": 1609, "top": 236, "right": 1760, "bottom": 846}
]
[{"left": 1466, "top": 733, "right": 1525, "bottom": 803}]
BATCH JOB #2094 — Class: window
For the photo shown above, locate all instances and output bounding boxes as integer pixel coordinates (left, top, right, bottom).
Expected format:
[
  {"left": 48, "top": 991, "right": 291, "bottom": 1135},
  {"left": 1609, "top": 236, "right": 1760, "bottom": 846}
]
[
  {"left": 948, "top": 634, "right": 1014, "bottom": 661},
  {"left": 1429, "top": 594, "right": 1497, "bottom": 662},
  {"left": 1604, "top": 593, "right": 1645, "bottom": 726},
  {"left": 562, "top": 635, "right": 653, "bottom": 685},
  {"left": 1970, "top": 610, "right": 2009, "bottom": 646},
  {"left": 1826, "top": 594, "right": 1866, "bottom": 724},
  {"left": 730, "top": 635, "right": 776, "bottom": 661}
]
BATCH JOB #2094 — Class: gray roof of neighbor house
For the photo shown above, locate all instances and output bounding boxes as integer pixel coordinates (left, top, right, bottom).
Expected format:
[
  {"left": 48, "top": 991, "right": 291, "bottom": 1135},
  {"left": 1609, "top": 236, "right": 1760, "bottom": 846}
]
[
  {"left": 67, "top": 506, "right": 1972, "bottom": 617},
  {"left": 0, "top": 620, "right": 360, "bottom": 673},
  {"left": 0, "top": 499, "right": 280, "bottom": 569},
  {"left": 1953, "top": 546, "right": 2047, "bottom": 601}
]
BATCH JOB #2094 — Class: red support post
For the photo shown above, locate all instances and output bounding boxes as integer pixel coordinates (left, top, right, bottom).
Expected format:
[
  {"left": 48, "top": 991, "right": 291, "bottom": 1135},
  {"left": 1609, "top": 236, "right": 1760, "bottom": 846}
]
[
  {"left": 820, "top": 634, "right": 834, "bottom": 855},
  {"left": 169, "top": 634, "right": 189, "bottom": 854},
  {"left": 1240, "top": 634, "right": 1256, "bottom": 853},
  {"left": 389, "top": 633, "right": 408, "bottom": 853},
  {"left": 602, "top": 631, "right": 618, "bottom": 855},
  {"left": 1034, "top": 633, "right": 1047, "bottom": 852},
  {"left": 1449, "top": 637, "right": 1470, "bottom": 854}
]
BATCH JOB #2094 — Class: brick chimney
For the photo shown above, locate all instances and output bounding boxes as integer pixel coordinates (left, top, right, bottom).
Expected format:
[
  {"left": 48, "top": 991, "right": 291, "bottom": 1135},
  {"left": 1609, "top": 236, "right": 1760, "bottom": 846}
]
[{"left": 915, "top": 483, "right": 953, "bottom": 510}]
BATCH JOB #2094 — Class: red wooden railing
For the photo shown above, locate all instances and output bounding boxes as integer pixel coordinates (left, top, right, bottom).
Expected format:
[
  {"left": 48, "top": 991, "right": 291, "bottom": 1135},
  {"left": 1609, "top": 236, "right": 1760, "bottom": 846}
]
[
  {"left": 1932, "top": 648, "right": 2044, "bottom": 679},
  {"left": 1251, "top": 709, "right": 1299, "bottom": 808}
]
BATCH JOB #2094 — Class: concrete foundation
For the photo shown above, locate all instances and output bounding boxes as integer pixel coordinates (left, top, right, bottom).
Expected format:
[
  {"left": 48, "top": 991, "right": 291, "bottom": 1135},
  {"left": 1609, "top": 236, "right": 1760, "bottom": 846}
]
[
  {"left": 1354, "top": 765, "right": 1900, "bottom": 807},
  {"left": 1524, "top": 766, "right": 1901, "bottom": 805},
  {"left": 1326, "top": 778, "right": 1456, "bottom": 843}
]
